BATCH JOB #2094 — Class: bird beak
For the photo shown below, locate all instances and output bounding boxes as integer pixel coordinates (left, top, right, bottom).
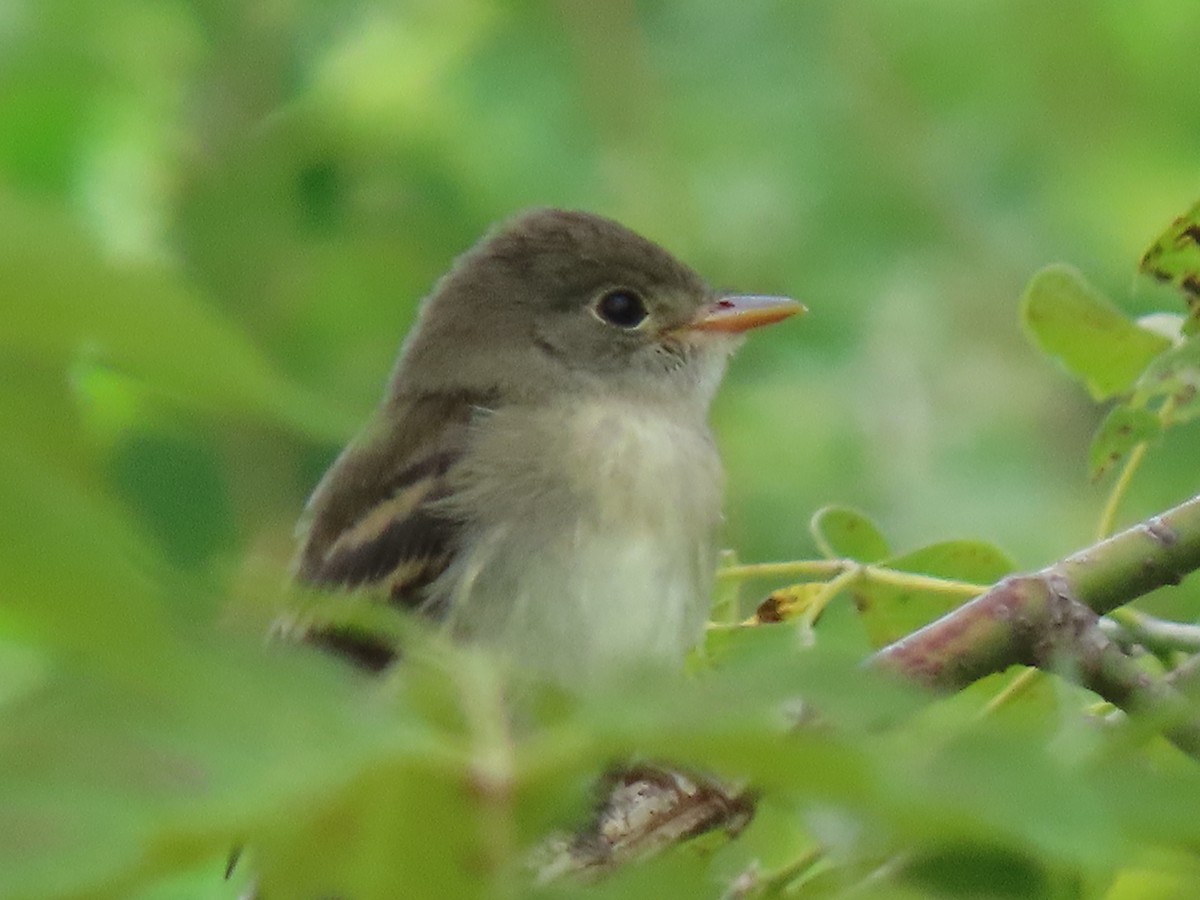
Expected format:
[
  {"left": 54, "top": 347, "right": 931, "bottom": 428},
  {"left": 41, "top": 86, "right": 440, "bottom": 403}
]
[{"left": 688, "top": 295, "right": 806, "bottom": 333}]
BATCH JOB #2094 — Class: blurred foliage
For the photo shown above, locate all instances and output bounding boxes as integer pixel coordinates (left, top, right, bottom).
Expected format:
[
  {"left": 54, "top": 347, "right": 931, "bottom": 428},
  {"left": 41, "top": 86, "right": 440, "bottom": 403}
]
[{"left": 4, "top": 0, "right": 1200, "bottom": 897}]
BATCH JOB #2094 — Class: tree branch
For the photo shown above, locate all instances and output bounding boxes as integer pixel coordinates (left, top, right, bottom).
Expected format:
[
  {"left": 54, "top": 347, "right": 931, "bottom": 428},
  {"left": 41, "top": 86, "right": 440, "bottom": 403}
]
[{"left": 869, "top": 493, "right": 1200, "bottom": 755}]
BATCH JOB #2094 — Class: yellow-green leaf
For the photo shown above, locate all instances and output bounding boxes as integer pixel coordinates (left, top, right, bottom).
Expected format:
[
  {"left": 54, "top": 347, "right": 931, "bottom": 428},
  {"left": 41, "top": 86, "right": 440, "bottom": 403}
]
[
  {"left": 854, "top": 540, "right": 1014, "bottom": 648},
  {"left": 810, "top": 506, "right": 889, "bottom": 562},
  {"left": 1132, "top": 335, "right": 1200, "bottom": 423},
  {"left": 1020, "top": 265, "right": 1171, "bottom": 400},
  {"left": 1088, "top": 405, "right": 1161, "bottom": 482}
]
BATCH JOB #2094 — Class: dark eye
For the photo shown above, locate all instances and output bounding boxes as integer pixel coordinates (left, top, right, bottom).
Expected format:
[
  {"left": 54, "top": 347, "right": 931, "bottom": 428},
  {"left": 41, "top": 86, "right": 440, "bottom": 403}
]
[{"left": 595, "top": 290, "right": 647, "bottom": 328}]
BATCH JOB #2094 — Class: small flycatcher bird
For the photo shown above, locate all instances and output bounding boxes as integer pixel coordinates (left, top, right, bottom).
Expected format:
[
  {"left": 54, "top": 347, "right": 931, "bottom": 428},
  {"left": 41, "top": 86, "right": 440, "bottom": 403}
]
[{"left": 295, "top": 209, "right": 801, "bottom": 685}]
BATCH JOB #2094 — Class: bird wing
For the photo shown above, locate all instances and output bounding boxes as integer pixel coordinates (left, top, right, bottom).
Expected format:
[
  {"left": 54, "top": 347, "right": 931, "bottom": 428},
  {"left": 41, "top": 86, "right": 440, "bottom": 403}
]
[{"left": 295, "top": 392, "right": 485, "bottom": 615}]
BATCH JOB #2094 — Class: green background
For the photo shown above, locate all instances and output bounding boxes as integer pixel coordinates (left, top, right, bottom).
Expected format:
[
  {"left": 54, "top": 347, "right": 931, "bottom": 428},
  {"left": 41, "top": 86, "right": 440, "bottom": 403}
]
[
  {"left": 7, "top": 0, "right": 1199, "bottom": 579},
  {"left": 4, "top": 1, "right": 1200, "bottom": 897}
]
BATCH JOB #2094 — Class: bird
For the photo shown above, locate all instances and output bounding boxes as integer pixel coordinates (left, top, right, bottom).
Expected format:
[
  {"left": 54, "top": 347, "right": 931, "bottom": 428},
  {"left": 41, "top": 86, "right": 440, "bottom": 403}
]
[{"left": 293, "top": 208, "right": 802, "bottom": 686}]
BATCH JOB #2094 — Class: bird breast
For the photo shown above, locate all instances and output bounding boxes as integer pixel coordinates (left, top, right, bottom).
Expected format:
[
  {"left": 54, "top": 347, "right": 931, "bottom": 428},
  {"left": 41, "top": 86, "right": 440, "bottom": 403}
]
[{"left": 438, "top": 398, "right": 725, "bottom": 685}]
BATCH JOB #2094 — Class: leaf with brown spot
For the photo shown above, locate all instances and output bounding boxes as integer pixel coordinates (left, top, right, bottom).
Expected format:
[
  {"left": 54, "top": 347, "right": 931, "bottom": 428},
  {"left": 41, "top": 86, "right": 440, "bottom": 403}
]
[
  {"left": 1132, "top": 334, "right": 1200, "bottom": 424},
  {"left": 854, "top": 541, "right": 1014, "bottom": 648},
  {"left": 1139, "top": 199, "right": 1200, "bottom": 335},
  {"left": 753, "top": 583, "right": 832, "bottom": 624},
  {"left": 1088, "top": 405, "right": 1162, "bottom": 481}
]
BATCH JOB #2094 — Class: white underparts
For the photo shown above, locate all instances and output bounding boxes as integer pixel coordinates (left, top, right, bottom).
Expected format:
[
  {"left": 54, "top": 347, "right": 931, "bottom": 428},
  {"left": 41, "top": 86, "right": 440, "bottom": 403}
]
[{"left": 437, "top": 397, "right": 725, "bottom": 686}]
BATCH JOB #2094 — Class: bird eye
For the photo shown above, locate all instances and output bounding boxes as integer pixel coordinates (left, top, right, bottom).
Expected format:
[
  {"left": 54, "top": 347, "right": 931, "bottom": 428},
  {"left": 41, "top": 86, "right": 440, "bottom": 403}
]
[{"left": 594, "top": 290, "right": 647, "bottom": 328}]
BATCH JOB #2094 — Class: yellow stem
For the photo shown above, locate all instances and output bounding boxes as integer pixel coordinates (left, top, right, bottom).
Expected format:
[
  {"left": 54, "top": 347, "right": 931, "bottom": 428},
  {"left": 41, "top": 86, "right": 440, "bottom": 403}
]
[
  {"left": 717, "top": 560, "right": 845, "bottom": 581},
  {"left": 719, "top": 560, "right": 991, "bottom": 600},
  {"left": 861, "top": 566, "right": 988, "bottom": 597},
  {"left": 1096, "top": 395, "right": 1177, "bottom": 541},
  {"left": 760, "top": 845, "right": 826, "bottom": 893},
  {"left": 455, "top": 656, "right": 516, "bottom": 879},
  {"left": 801, "top": 566, "right": 863, "bottom": 627},
  {"left": 1096, "top": 441, "right": 1149, "bottom": 542},
  {"left": 980, "top": 667, "right": 1040, "bottom": 717}
]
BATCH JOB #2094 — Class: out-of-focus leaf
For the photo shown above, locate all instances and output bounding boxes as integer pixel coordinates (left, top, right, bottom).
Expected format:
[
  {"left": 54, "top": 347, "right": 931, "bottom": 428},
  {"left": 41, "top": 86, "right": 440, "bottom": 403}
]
[
  {"left": 855, "top": 540, "right": 1015, "bottom": 648},
  {"left": 253, "top": 756, "right": 481, "bottom": 900},
  {"left": 0, "top": 641, "right": 51, "bottom": 712},
  {"left": 811, "top": 506, "right": 889, "bottom": 562},
  {"left": 541, "top": 625, "right": 925, "bottom": 781},
  {"left": 873, "top": 721, "right": 1127, "bottom": 866},
  {"left": 0, "top": 413, "right": 427, "bottom": 899},
  {"left": 707, "top": 799, "right": 820, "bottom": 893},
  {"left": 1106, "top": 852, "right": 1200, "bottom": 900},
  {"left": 902, "top": 844, "right": 1051, "bottom": 898},
  {"left": 108, "top": 431, "right": 237, "bottom": 572},
  {"left": 1088, "top": 405, "right": 1161, "bottom": 481},
  {"left": 1020, "top": 265, "right": 1171, "bottom": 400},
  {"left": 0, "top": 642, "right": 420, "bottom": 900},
  {"left": 528, "top": 853, "right": 716, "bottom": 900},
  {"left": 1139, "top": 198, "right": 1200, "bottom": 336},
  {"left": 0, "top": 436, "right": 174, "bottom": 677},
  {"left": 0, "top": 373, "right": 429, "bottom": 898},
  {"left": 129, "top": 861, "right": 248, "bottom": 900},
  {"left": 1132, "top": 334, "right": 1200, "bottom": 423},
  {"left": 0, "top": 196, "right": 356, "bottom": 442}
]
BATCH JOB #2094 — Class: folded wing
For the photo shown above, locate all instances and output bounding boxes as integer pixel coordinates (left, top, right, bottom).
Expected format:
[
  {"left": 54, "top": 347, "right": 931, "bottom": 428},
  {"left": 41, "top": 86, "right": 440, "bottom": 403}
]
[{"left": 293, "top": 393, "right": 486, "bottom": 665}]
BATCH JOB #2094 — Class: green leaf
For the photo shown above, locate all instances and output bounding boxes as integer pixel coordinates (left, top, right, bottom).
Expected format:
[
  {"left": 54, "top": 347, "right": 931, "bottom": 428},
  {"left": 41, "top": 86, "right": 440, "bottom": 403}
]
[
  {"left": 253, "top": 756, "right": 483, "bottom": 900},
  {"left": 810, "top": 506, "right": 889, "bottom": 562},
  {"left": 886, "top": 540, "right": 1015, "bottom": 591},
  {"left": 1139, "top": 198, "right": 1200, "bottom": 336},
  {"left": 0, "top": 644, "right": 414, "bottom": 900},
  {"left": 0, "top": 434, "right": 175, "bottom": 678},
  {"left": 903, "top": 844, "right": 1051, "bottom": 898},
  {"left": 854, "top": 540, "right": 1015, "bottom": 648},
  {"left": 1020, "top": 264, "right": 1171, "bottom": 400},
  {"left": 1132, "top": 334, "right": 1200, "bottom": 423},
  {"left": 1088, "top": 405, "right": 1161, "bottom": 481}
]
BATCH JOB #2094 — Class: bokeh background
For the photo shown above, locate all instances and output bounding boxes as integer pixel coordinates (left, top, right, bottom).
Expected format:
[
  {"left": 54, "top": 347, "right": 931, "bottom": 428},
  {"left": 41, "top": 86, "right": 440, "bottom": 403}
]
[
  {"left": 6, "top": 1, "right": 1200, "bottom": 897},
  {"left": 7, "top": 0, "right": 1199, "bottom": 588}
]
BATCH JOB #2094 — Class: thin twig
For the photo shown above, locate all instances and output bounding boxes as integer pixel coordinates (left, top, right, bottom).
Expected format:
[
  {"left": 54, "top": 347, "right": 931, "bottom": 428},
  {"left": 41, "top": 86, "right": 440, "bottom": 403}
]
[
  {"left": 1095, "top": 395, "right": 1178, "bottom": 541},
  {"left": 1101, "top": 609, "right": 1200, "bottom": 656},
  {"left": 979, "top": 667, "right": 1040, "bottom": 717},
  {"left": 718, "top": 560, "right": 845, "bottom": 581},
  {"left": 860, "top": 566, "right": 986, "bottom": 597},
  {"left": 1096, "top": 442, "right": 1150, "bottom": 542}
]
